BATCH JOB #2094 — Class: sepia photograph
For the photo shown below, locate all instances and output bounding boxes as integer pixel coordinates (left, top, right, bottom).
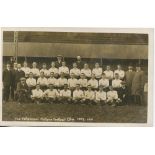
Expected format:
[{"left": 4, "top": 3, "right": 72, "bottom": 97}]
[{"left": 0, "top": 28, "right": 153, "bottom": 126}]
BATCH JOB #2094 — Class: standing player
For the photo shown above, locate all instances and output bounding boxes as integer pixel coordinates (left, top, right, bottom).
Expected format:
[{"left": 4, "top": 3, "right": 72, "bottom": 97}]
[
  {"left": 112, "top": 73, "right": 122, "bottom": 97},
  {"left": 59, "top": 84, "right": 72, "bottom": 104},
  {"left": 83, "top": 85, "right": 95, "bottom": 105},
  {"left": 107, "top": 86, "right": 121, "bottom": 106},
  {"left": 26, "top": 72, "right": 37, "bottom": 91},
  {"left": 30, "top": 62, "right": 40, "bottom": 79},
  {"left": 44, "top": 84, "right": 59, "bottom": 104},
  {"left": 95, "top": 85, "right": 107, "bottom": 105},
  {"left": 99, "top": 73, "right": 109, "bottom": 91},
  {"left": 59, "top": 61, "right": 69, "bottom": 77},
  {"left": 114, "top": 64, "right": 125, "bottom": 80},
  {"left": 78, "top": 73, "right": 88, "bottom": 91},
  {"left": 88, "top": 73, "right": 98, "bottom": 90},
  {"left": 70, "top": 62, "right": 81, "bottom": 78},
  {"left": 81, "top": 63, "right": 92, "bottom": 79},
  {"left": 104, "top": 65, "right": 114, "bottom": 85},
  {"left": 3, "top": 63, "right": 12, "bottom": 102},
  {"left": 31, "top": 84, "right": 44, "bottom": 104},
  {"left": 21, "top": 61, "right": 31, "bottom": 78},
  {"left": 40, "top": 63, "right": 50, "bottom": 78},
  {"left": 92, "top": 62, "right": 102, "bottom": 79},
  {"left": 37, "top": 71, "right": 48, "bottom": 90},
  {"left": 49, "top": 62, "right": 59, "bottom": 78},
  {"left": 73, "top": 84, "right": 84, "bottom": 104}
]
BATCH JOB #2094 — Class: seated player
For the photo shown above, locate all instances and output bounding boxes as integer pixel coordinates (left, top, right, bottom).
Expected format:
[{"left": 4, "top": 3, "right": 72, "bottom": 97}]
[
  {"left": 81, "top": 63, "right": 92, "bottom": 79},
  {"left": 112, "top": 73, "right": 122, "bottom": 94},
  {"left": 70, "top": 62, "right": 81, "bottom": 78},
  {"left": 59, "top": 84, "right": 72, "bottom": 103},
  {"left": 104, "top": 65, "right": 114, "bottom": 80},
  {"left": 119, "top": 81, "right": 127, "bottom": 105},
  {"left": 88, "top": 73, "right": 98, "bottom": 90},
  {"left": 83, "top": 85, "right": 95, "bottom": 104},
  {"left": 73, "top": 84, "right": 84, "bottom": 104},
  {"left": 47, "top": 72, "right": 58, "bottom": 88},
  {"left": 44, "top": 84, "right": 59, "bottom": 104},
  {"left": 31, "top": 84, "right": 44, "bottom": 104},
  {"left": 21, "top": 61, "right": 31, "bottom": 78},
  {"left": 92, "top": 62, "right": 102, "bottom": 79},
  {"left": 40, "top": 63, "right": 50, "bottom": 78},
  {"left": 26, "top": 72, "right": 37, "bottom": 91},
  {"left": 57, "top": 72, "right": 68, "bottom": 89},
  {"left": 68, "top": 73, "right": 78, "bottom": 92},
  {"left": 78, "top": 73, "right": 88, "bottom": 90},
  {"left": 95, "top": 85, "right": 107, "bottom": 105},
  {"left": 30, "top": 62, "right": 40, "bottom": 79},
  {"left": 58, "top": 61, "right": 69, "bottom": 77},
  {"left": 16, "top": 77, "right": 29, "bottom": 104},
  {"left": 49, "top": 61, "right": 59, "bottom": 78},
  {"left": 107, "top": 86, "right": 121, "bottom": 106},
  {"left": 114, "top": 64, "right": 125, "bottom": 80},
  {"left": 37, "top": 71, "right": 48, "bottom": 90},
  {"left": 99, "top": 73, "right": 109, "bottom": 91}
]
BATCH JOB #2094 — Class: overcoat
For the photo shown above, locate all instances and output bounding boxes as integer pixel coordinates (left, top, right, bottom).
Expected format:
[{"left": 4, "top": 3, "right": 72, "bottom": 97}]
[
  {"left": 131, "top": 70, "right": 144, "bottom": 95},
  {"left": 125, "top": 70, "right": 135, "bottom": 94}
]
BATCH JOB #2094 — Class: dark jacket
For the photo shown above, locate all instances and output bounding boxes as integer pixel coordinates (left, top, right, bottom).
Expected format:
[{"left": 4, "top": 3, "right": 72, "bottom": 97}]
[
  {"left": 3, "top": 69, "right": 12, "bottom": 87},
  {"left": 11, "top": 69, "right": 17, "bottom": 87},
  {"left": 16, "top": 82, "right": 28, "bottom": 93},
  {"left": 55, "top": 61, "right": 62, "bottom": 68},
  {"left": 15, "top": 70, "right": 25, "bottom": 84},
  {"left": 76, "top": 61, "right": 84, "bottom": 69},
  {"left": 131, "top": 70, "right": 145, "bottom": 95}
]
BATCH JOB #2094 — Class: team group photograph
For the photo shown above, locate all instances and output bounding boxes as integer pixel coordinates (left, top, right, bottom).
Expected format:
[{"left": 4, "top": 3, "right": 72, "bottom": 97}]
[{"left": 2, "top": 30, "right": 148, "bottom": 123}]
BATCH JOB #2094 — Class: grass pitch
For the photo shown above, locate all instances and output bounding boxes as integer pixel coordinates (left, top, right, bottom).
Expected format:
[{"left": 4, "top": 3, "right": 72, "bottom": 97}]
[{"left": 2, "top": 102, "right": 147, "bottom": 123}]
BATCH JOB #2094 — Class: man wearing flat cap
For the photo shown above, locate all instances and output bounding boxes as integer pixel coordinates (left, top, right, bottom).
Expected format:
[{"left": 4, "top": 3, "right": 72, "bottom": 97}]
[
  {"left": 16, "top": 77, "right": 29, "bottom": 104},
  {"left": 55, "top": 55, "right": 63, "bottom": 68}
]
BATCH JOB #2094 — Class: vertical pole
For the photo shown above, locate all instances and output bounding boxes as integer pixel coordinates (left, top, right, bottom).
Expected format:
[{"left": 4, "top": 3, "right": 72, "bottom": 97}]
[
  {"left": 101, "top": 57, "right": 103, "bottom": 67},
  {"left": 14, "top": 31, "right": 18, "bottom": 63}
]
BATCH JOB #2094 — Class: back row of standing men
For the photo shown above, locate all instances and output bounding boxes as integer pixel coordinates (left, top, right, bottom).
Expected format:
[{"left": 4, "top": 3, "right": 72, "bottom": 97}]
[{"left": 3, "top": 55, "right": 145, "bottom": 105}]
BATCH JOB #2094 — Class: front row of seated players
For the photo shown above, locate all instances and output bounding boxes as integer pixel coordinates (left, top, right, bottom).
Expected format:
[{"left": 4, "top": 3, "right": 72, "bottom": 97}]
[{"left": 16, "top": 77, "right": 126, "bottom": 107}]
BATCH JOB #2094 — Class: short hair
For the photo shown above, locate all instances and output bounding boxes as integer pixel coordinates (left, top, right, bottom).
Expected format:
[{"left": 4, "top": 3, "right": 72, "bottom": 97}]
[{"left": 40, "top": 71, "right": 44, "bottom": 74}]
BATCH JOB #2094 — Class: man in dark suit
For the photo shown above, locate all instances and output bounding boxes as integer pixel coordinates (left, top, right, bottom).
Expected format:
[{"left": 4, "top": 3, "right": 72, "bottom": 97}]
[
  {"left": 16, "top": 77, "right": 29, "bottom": 103},
  {"left": 76, "top": 56, "right": 84, "bottom": 69},
  {"left": 15, "top": 63, "right": 25, "bottom": 87},
  {"left": 10, "top": 62, "right": 18, "bottom": 100},
  {"left": 55, "top": 55, "right": 63, "bottom": 68},
  {"left": 125, "top": 65, "right": 135, "bottom": 103},
  {"left": 3, "top": 63, "right": 12, "bottom": 102}
]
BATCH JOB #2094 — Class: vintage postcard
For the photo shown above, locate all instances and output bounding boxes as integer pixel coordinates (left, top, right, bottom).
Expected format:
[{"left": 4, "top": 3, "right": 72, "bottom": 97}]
[{"left": 0, "top": 28, "right": 153, "bottom": 126}]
